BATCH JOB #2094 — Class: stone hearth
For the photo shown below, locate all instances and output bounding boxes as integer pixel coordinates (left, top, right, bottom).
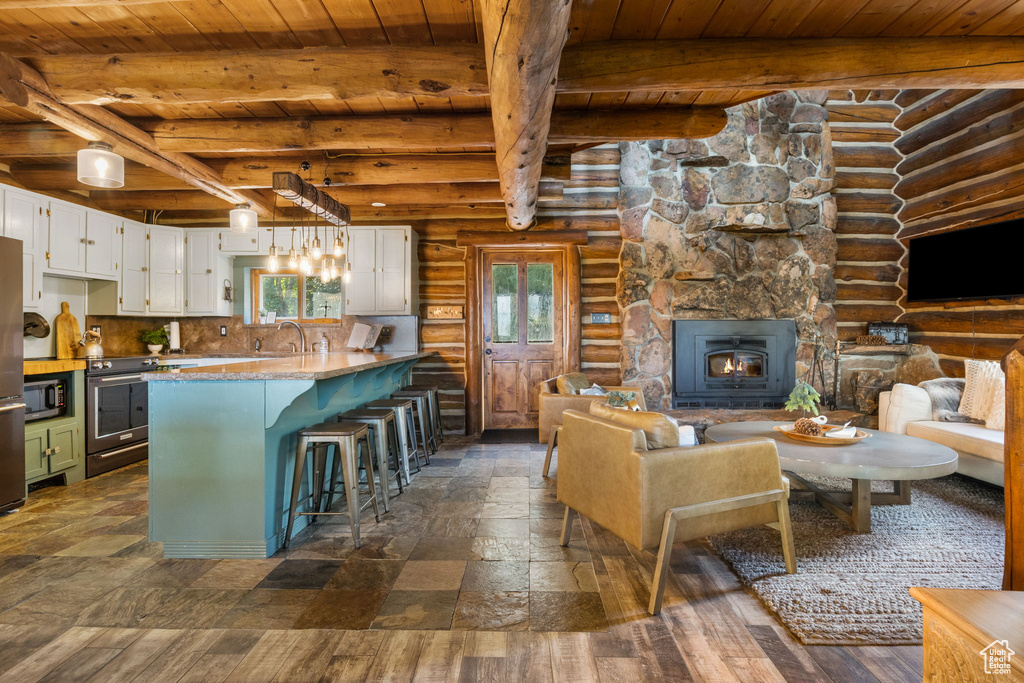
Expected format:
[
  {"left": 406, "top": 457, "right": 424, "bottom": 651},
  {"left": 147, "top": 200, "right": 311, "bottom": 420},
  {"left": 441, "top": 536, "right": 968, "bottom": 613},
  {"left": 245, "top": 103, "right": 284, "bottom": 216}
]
[{"left": 617, "top": 91, "right": 839, "bottom": 410}]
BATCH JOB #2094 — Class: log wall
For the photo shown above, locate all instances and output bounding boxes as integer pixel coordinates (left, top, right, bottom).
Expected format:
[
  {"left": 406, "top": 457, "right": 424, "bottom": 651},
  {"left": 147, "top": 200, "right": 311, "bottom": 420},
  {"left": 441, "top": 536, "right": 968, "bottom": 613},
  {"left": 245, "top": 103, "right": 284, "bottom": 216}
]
[
  {"left": 892, "top": 89, "right": 1024, "bottom": 377},
  {"left": 412, "top": 144, "right": 622, "bottom": 433},
  {"left": 827, "top": 90, "right": 907, "bottom": 341}
]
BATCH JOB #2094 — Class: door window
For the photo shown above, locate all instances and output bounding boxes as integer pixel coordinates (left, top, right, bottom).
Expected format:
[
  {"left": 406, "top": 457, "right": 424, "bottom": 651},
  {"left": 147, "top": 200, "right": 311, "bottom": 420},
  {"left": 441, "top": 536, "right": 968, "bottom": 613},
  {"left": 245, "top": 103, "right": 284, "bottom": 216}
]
[
  {"left": 526, "top": 263, "right": 554, "bottom": 343},
  {"left": 490, "top": 264, "right": 518, "bottom": 343}
]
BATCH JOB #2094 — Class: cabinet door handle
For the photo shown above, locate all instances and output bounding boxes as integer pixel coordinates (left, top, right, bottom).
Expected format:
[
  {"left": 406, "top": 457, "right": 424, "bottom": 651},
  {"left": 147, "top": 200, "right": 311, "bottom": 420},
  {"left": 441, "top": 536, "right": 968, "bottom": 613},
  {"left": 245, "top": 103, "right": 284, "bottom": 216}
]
[
  {"left": 87, "top": 239, "right": 96, "bottom": 245},
  {"left": 52, "top": 446, "right": 61, "bottom": 454},
  {"left": 141, "top": 267, "right": 148, "bottom": 272},
  {"left": 206, "top": 269, "right": 212, "bottom": 274},
  {"left": 44, "top": 448, "right": 51, "bottom": 455},
  {"left": 80, "top": 238, "right": 86, "bottom": 243}
]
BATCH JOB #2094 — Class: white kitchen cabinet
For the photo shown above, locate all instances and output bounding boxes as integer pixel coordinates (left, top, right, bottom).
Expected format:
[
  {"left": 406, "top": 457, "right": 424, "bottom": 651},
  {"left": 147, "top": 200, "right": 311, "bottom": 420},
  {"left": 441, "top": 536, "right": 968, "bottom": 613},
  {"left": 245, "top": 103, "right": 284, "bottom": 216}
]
[
  {"left": 344, "top": 225, "right": 417, "bottom": 315},
  {"left": 46, "top": 201, "right": 87, "bottom": 275},
  {"left": 84, "top": 211, "right": 120, "bottom": 280},
  {"left": 219, "top": 229, "right": 260, "bottom": 255},
  {"left": 185, "top": 229, "right": 231, "bottom": 316},
  {"left": 2, "top": 187, "right": 44, "bottom": 309},
  {"left": 119, "top": 221, "right": 148, "bottom": 315},
  {"left": 148, "top": 226, "right": 184, "bottom": 315}
]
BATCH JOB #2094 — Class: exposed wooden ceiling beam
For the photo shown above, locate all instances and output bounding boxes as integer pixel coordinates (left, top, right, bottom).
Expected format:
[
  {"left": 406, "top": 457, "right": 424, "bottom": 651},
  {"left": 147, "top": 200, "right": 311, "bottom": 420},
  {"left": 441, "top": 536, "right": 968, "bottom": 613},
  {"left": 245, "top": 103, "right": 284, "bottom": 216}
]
[
  {"left": 11, "top": 155, "right": 571, "bottom": 191},
  {"left": 482, "top": 0, "right": 573, "bottom": 230},
  {"left": 17, "top": 38, "right": 1024, "bottom": 109},
  {"left": 28, "top": 45, "right": 487, "bottom": 106},
  {"left": 86, "top": 182, "right": 565, "bottom": 213},
  {"left": 272, "top": 172, "right": 350, "bottom": 227},
  {"left": 0, "top": 51, "right": 272, "bottom": 215},
  {"left": 557, "top": 37, "right": 1024, "bottom": 92},
  {"left": 0, "top": 108, "right": 726, "bottom": 157},
  {"left": 155, "top": 204, "right": 513, "bottom": 225},
  {"left": 0, "top": 0, "right": 187, "bottom": 6}
]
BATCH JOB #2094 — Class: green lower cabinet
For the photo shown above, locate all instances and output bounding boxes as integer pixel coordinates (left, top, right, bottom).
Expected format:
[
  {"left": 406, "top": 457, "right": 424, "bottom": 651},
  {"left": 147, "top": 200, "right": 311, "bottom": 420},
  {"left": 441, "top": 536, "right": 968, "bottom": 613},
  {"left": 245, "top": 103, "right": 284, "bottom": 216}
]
[
  {"left": 48, "top": 423, "right": 80, "bottom": 473},
  {"left": 24, "top": 427, "right": 48, "bottom": 480}
]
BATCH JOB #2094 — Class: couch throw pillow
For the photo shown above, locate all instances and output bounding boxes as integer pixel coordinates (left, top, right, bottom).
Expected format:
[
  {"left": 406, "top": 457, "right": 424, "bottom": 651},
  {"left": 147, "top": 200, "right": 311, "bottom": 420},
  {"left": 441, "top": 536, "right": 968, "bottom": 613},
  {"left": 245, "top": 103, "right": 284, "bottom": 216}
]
[
  {"left": 920, "top": 378, "right": 979, "bottom": 423},
  {"left": 959, "top": 359, "right": 1004, "bottom": 422},
  {"left": 986, "top": 377, "right": 1006, "bottom": 431},
  {"left": 555, "top": 372, "right": 589, "bottom": 395},
  {"left": 579, "top": 383, "right": 608, "bottom": 396},
  {"left": 589, "top": 402, "right": 680, "bottom": 449}
]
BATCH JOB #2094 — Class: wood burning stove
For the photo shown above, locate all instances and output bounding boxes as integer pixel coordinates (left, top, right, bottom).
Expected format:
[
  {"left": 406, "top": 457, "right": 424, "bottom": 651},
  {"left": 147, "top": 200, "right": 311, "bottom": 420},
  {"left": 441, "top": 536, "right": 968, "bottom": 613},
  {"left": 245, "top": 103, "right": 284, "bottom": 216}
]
[{"left": 672, "top": 320, "right": 796, "bottom": 408}]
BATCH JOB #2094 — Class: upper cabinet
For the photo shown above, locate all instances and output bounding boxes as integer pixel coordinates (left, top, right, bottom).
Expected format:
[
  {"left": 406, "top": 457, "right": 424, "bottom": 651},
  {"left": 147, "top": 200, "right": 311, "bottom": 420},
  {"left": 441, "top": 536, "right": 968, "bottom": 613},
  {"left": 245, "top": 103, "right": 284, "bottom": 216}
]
[
  {"left": 148, "top": 226, "right": 184, "bottom": 315},
  {"left": 119, "top": 221, "right": 148, "bottom": 315},
  {"left": 345, "top": 226, "right": 417, "bottom": 315},
  {"left": 46, "top": 201, "right": 87, "bottom": 275},
  {"left": 1, "top": 187, "right": 44, "bottom": 310},
  {"left": 84, "top": 211, "right": 120, "bottom": 279},
  {"left": 219, "top": 229, "right": 261, "bottom": 255},
  {"left": 185, "top": 229, "right": 232, "bottom": 316}
]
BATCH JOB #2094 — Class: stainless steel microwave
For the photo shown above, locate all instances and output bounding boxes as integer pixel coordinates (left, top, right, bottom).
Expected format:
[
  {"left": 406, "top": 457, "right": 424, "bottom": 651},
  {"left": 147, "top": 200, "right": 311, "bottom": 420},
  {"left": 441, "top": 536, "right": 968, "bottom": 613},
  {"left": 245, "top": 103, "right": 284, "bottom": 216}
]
[{"left": 24, "top": 377, "right": 67, "bottom": 422}]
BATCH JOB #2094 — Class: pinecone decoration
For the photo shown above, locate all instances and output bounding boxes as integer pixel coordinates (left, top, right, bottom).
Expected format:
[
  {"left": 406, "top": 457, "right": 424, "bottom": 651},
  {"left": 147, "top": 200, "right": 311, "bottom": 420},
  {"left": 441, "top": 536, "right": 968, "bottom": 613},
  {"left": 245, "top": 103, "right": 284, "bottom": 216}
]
[{"left": 793, "top": 417, "right": 823, "bottom": 436}]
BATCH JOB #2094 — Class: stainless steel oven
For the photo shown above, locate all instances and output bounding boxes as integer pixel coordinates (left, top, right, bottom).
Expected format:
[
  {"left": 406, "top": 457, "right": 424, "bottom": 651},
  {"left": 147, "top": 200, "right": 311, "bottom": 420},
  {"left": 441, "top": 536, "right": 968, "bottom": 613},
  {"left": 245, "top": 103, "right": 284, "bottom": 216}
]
[{"left": 85, "top": 356, "right": 159, "bottom": 477}]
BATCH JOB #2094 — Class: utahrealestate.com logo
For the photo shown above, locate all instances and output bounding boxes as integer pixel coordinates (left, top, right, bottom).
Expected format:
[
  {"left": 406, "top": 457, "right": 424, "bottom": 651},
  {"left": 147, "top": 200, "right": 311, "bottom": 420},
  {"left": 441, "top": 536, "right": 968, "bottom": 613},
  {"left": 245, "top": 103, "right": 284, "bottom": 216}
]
[{"left": 980, "top": 640, "right": 1015, "bottom": 675}]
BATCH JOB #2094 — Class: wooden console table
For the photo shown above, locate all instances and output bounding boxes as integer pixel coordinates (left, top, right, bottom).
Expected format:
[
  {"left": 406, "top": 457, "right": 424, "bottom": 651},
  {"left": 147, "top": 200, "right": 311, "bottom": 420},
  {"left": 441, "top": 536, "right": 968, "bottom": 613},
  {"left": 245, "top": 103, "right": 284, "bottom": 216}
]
[{"left": 911, "top": 587, "right": 1024, "bottom": 680}]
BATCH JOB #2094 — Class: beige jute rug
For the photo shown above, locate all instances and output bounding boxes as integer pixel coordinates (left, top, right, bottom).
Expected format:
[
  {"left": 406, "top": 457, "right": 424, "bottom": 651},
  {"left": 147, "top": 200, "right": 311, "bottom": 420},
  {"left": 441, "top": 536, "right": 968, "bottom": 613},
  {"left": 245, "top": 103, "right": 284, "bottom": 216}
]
[{"left": 707, "top": 474, "right": 1004, "bottom": 645}]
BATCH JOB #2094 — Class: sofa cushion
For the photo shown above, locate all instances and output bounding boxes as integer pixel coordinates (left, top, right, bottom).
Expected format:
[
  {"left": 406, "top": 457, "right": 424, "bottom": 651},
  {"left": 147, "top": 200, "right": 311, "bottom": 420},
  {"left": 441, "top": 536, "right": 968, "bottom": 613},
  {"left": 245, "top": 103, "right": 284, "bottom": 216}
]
[
  {"left": 920, "top": 377, "right": 977, "bottom": 423},
  {"left": 959, "top": 359, "right": 1003, "bottom": 421},
  {"left": 987, "top": 379, "right": 1006, "bottom": 431},
  {"left": 881, "top": 383, "right": 932, "bottom": 434},
  {"left": 556, "top": 372, "right": 590, "bottom": 395},
  {"left": 589, "top": 402, "right": 680, "bottom": 449},
  {"left": 906, "top": 421, "right": 1004, "bottom": 463}
]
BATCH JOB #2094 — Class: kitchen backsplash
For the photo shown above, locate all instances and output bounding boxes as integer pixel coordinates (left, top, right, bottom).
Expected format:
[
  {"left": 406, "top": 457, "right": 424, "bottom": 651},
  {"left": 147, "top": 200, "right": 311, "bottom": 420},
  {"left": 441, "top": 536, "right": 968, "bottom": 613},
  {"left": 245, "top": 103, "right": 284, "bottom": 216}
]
[{"left": 84, "top": 314, "right": 420, "bottom": 357}]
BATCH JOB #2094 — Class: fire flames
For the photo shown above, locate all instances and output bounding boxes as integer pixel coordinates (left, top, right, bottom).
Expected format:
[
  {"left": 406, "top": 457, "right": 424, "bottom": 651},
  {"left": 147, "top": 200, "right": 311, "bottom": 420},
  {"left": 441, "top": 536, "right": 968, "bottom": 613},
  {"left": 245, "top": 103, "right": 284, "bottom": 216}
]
[{"left": 723, "top": 357, "right": 745, "bottom": 375}]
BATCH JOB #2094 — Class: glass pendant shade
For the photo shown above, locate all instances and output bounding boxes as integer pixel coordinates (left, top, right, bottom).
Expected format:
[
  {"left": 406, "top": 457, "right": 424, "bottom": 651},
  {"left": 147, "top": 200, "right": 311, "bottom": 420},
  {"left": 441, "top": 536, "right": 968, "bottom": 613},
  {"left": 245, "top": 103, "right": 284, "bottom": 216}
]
[
  {"left": 330, "top": 259, "right": 339, "bottom": 280},
  {"left": 332, "top": 237, "right": 344, "bottom": 258},
  {"left": 311, "top": 237, "right": 322, "bottom": 260},
  {"left": 320, "top": 258, "right": 330, "bottom": 278},
  {"left": 287, "top": 248, "right": 298, "bottom": 269},
  {"left": 229, "top": 204, "right": 257, "bottom": 233},
  {"left": 343, "top": 261, "right": 352, "bottom": 284},
  {"left": 77, "top": 142, "right": 124, "bottom": 188},
  {"left": 267, "top": 246, "right": 280, "bottom": 273}
]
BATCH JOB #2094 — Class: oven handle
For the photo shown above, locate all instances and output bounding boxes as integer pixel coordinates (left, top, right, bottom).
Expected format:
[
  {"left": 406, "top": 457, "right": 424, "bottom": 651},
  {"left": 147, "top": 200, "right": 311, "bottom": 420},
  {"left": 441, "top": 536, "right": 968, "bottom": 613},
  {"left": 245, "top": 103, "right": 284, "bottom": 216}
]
[
  {"left": 96, "top": 374, "right": 144, "bottom": 382},
  {"left": 96, "top": 442, "right": 148, "bottom": 459}
]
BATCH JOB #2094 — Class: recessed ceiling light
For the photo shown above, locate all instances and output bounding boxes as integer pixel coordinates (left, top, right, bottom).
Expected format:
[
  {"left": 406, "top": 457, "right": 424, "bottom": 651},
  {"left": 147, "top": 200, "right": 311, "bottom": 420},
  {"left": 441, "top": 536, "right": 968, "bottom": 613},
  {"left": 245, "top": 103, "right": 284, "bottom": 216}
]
[{"left": 371, "top": 202, "right": 386, "bottom": 207}]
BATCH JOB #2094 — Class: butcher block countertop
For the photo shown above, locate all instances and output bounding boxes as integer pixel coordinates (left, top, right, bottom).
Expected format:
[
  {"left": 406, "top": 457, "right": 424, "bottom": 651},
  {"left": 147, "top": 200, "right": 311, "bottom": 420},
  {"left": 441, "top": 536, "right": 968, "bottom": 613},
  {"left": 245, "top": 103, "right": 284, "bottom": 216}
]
[
  {"left": 143, "top": 351, "right": 433, "bottom": 381},
  {"left": 24, "top": 359, "right": 87, "bottom": 375}
]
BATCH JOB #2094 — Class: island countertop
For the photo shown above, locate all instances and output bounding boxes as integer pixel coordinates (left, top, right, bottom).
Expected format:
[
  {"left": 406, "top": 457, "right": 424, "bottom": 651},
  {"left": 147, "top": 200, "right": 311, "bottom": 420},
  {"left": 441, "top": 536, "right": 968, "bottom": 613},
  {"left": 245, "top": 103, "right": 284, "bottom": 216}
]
[{"left": 143, "top": 350, "right": 434, "bottom": 381}]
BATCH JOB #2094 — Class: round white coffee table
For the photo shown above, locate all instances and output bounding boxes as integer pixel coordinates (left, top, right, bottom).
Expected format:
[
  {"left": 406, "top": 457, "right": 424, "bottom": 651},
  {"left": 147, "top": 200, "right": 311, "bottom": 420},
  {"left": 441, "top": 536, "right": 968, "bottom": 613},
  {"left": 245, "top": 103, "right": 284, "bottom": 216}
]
[{"left": 705, "top": 420, "right": 958, "bottom": 533}]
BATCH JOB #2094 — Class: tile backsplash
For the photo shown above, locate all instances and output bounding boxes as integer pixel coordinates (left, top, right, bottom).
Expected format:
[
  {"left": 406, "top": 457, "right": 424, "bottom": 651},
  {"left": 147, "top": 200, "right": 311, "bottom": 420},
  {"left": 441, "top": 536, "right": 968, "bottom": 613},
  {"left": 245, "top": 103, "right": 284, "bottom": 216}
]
[{"left": 84, "top": 314, "right": 419, "bottom": 357}]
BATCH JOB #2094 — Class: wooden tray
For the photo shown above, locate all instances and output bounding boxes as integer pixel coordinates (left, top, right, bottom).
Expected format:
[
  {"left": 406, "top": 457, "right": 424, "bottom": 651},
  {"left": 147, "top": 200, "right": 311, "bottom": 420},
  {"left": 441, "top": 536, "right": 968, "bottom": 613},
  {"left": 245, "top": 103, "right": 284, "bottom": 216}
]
[{"left": 773, "top": 424, "right": 871, "bottom": 446}]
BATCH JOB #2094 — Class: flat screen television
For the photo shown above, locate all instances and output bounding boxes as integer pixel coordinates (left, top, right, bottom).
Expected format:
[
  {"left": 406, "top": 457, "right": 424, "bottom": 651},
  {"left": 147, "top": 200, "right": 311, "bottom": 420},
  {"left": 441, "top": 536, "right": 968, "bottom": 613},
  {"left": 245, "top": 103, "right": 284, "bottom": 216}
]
[{"left": 907, "top": 219, "right": 1024, "bottom": 303}]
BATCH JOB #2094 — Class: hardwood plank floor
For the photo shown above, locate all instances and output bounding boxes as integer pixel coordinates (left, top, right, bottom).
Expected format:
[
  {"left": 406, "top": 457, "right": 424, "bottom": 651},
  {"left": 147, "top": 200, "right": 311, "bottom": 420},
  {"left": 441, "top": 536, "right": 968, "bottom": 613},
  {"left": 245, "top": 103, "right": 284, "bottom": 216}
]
[{"left": 0, "top": 436, "right": 922, "bottom": 681}]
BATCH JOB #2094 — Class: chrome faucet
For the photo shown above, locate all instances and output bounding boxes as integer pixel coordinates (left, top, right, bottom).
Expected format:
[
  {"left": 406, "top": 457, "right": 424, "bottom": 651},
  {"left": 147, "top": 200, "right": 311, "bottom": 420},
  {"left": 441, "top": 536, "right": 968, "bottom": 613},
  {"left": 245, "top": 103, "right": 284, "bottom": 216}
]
[{"left": 278, "top": 320, "right": 306, "bottom": 353}]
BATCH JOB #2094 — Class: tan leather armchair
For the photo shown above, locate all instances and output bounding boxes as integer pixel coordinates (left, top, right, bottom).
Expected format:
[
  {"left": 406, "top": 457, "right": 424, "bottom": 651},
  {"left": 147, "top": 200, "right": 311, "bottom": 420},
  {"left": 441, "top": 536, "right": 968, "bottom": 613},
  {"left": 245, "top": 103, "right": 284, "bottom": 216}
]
[
  {"left": 537, "top": 377, "right": 646, "bottom": 476},
  {"left": 556, "top": 409, "right": 797, "bottom": 614}
]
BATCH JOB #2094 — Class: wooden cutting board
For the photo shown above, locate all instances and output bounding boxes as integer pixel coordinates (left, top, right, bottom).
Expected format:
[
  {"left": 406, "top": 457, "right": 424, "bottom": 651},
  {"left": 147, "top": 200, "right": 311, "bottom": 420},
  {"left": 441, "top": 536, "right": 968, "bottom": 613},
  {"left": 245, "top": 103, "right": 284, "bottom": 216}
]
[{"left": 54, "top": 302, "right": 80, "bottom": 360}]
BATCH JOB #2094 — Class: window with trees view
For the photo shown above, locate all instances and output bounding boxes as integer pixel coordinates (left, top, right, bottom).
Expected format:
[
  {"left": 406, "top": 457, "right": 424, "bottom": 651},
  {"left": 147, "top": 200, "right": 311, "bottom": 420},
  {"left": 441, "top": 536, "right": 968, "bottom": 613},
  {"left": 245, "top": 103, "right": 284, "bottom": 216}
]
[{"left": 251, "top": 269, "right": 343, "bottom": 321}]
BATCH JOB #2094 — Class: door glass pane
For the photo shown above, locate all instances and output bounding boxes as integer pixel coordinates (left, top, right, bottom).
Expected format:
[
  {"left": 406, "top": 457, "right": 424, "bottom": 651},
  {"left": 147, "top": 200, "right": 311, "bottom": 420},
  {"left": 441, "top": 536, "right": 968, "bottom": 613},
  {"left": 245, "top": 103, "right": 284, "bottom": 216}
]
[
  {"left": 259, "top": 274, "right": 299, "bottom": 319},
  {"left": 526, "top": 263, "right": 554, "bottom": 343},
  {"left": 491, "top": 264, "right": 518, "bottom": 343},
  {"left": 304, "top": 275, "right": 343, "bottom": 318}
]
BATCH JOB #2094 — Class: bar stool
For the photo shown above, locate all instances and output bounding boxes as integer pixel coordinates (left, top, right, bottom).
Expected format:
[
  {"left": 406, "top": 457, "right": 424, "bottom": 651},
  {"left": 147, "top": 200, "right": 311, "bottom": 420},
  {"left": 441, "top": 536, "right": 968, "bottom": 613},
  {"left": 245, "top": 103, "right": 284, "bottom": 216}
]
[
  {"left": 391, "top": 388, "right": 437, "bottom": 456},
  {"left": 284, "top": 421, "right": 380, "bottom": 549},
  {"left": 403, "top": 384, "right": 445, "bottom": 445},
  {"left": 367, "top": 398, "right": 427, "bottom": 483},
  {"left": 339, "top": 408, "right": 404, "bottom": 511}
]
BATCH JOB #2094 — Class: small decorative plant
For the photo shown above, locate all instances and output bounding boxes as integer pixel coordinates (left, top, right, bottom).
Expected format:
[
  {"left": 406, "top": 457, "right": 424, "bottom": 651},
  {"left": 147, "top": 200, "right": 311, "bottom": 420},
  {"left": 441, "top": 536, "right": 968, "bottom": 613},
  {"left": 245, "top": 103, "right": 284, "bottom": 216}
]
[
  {"left": 140, "top": 328, "right": 168, "bottom": 353},
  {"left": 785, "top": 380, "right": 821, "bottom": 416}
]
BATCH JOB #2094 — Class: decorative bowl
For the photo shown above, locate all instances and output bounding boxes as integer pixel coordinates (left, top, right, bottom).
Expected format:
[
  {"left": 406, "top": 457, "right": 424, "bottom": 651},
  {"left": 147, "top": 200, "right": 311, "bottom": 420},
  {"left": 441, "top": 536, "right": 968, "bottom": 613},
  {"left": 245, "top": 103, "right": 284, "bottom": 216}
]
[{"left": 773, "top": 423, "right": 871, "bottom": 446}]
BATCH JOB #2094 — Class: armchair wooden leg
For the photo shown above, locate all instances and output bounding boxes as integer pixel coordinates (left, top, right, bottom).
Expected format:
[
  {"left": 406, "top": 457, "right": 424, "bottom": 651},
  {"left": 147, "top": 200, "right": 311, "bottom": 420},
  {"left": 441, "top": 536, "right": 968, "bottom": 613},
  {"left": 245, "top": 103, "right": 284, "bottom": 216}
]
[
  {"left": 648, "top": 510, "right": 679, "bottom": 615},
  {"left": 776, "top": 499, "right": 797, "bottom": 574},
  {"left": 560, "top": 506, "right": 576, "bottom": 546},
  {"left": 543, "top": 426, "right": 560, "bottom": 477}
]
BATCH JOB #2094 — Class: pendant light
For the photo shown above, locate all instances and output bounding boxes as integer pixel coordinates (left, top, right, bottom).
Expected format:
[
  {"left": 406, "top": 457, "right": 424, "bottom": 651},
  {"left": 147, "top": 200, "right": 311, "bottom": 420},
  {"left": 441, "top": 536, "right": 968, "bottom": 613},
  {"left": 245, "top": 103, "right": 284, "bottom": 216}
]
[
  {"left": 77, "top": 142, "right": 124, "bottom": 188},
  {"left": 266, "top": 200, "right": 280, "bottom": 272},
  {"left": 311, "top": 198, "right": 323, "bottom": 260},
  {"left": 332, "top": 222, "right": 344, "bottom": 258},
  {"left": 343, "top": 260, "right": 352, "bottom": 284},
  {"left": 230, "top": 203, "right": 257, "bottom": 232},
  {"left": 287, "top": 227, "right": 298, "bottom": 269}
]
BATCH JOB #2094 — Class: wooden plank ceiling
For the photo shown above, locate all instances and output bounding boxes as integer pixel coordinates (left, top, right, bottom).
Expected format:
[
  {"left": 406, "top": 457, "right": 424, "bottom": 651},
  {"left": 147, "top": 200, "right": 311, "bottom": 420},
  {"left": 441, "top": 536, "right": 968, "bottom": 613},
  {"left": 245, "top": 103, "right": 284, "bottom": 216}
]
[{"left": 1, "top": 0, "right": 1024, "bottom": 227}]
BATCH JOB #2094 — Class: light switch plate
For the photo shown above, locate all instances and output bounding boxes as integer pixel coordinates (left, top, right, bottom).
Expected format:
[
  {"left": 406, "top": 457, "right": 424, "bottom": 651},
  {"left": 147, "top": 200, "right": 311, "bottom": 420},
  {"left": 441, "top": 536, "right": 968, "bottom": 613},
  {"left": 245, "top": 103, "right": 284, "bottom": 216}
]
[
  {"left": 220, "top": 326, "right": 228, "bottom": 337},
  {"left": 590, "top": 313, "right": 611, "bottom": 324}
]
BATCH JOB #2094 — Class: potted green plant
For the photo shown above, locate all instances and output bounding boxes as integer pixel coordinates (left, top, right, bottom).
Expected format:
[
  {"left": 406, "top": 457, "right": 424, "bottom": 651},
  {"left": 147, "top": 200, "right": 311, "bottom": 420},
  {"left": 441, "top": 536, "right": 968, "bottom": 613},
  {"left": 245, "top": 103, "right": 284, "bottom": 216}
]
[
  {"left": 140, "top": 327, "right": 169, "bottom": 354},
  {"left": 785, "top": 380, "right": 824, "bottom": 435}
]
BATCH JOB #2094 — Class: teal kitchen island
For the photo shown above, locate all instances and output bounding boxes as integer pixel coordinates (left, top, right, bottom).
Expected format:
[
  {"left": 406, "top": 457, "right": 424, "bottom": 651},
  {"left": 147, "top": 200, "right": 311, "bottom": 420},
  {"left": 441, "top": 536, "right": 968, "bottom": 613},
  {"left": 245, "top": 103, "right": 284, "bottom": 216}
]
[{"left": 144, "top": 351, "right": 432, "bottom": 559}]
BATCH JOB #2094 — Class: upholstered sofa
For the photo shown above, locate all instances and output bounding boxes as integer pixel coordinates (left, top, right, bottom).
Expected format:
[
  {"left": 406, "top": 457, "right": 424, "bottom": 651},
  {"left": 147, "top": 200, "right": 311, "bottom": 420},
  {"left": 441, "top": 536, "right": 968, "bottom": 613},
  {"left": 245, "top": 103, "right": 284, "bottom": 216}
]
[
  {"left": 879, "top": 384, "right": 1004, "bottom": 486},
  {"left": 537, "top": 375, "right": 646, "bottom": 444},
  {"left": 556, "top": 406, "right": 796, "bottom": 614}
]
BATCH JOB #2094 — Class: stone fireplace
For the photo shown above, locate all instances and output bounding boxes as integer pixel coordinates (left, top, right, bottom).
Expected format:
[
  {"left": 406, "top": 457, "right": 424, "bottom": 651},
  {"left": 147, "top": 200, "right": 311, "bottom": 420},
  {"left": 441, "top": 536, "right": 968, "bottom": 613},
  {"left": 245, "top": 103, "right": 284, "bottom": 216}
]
[
  {"left": 673, "top": 319, "right": 796, "bottom": 408},
  {"left": 617, "top": 91, "right": 838, "bottom": 411}
]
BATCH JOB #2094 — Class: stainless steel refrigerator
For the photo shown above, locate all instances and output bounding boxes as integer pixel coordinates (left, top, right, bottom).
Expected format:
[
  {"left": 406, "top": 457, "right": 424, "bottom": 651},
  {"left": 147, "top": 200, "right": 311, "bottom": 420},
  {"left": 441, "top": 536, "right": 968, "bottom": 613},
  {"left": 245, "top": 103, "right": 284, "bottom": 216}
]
[{"left": 0, "top": 236, "right": 26, "bottom": 513}]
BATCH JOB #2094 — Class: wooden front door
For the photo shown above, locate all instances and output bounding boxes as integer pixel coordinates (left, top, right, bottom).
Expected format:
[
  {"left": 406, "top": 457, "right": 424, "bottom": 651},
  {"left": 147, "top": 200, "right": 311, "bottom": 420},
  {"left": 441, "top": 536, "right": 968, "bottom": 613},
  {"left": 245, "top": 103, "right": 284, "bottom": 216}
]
[{"left": 481, "top": 249, "right": 565, "bottom": 429}]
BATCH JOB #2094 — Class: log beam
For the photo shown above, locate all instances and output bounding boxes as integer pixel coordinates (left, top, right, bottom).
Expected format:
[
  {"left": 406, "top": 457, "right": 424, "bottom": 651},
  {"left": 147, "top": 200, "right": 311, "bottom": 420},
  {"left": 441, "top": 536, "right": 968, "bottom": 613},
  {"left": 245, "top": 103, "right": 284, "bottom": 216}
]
[
  {"left": 0, "top": 0, "right": 187, "bottom": 6},
  {"left": 557, "top": 37, "right": 1024, "bottom": 93},
  {"left": 0, "top": 52, "right": 272, "bottom": 215},
  {"left": 0, "top": 108, "right": 726, "bottom": 157},
  {"left": 272, "top": 172, "right": 350, "bottom": 227},
  {"left": 481, "top": 0, "right": 573, "bottom": 230}
]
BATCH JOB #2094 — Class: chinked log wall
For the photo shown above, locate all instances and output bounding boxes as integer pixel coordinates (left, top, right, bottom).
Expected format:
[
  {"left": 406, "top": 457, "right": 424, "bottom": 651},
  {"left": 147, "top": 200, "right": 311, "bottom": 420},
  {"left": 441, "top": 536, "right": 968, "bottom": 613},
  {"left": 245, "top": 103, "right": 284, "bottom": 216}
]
[
  {"left": 411, "top": 144, "right": 623, "bottom": 434},
  {"left": 827, "top": 90, "right": 907, "bottom": 340},
  {"left": 892, "top": 89, "right": 1024, "bottom": 377}
]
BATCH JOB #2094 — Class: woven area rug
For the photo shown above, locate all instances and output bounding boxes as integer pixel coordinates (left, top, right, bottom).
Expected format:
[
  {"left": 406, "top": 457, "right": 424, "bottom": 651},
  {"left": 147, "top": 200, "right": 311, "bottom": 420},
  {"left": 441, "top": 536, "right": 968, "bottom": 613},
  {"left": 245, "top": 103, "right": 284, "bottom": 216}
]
[{"left": 707, "top": 474, "right": 1004, "bottom": 646}]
